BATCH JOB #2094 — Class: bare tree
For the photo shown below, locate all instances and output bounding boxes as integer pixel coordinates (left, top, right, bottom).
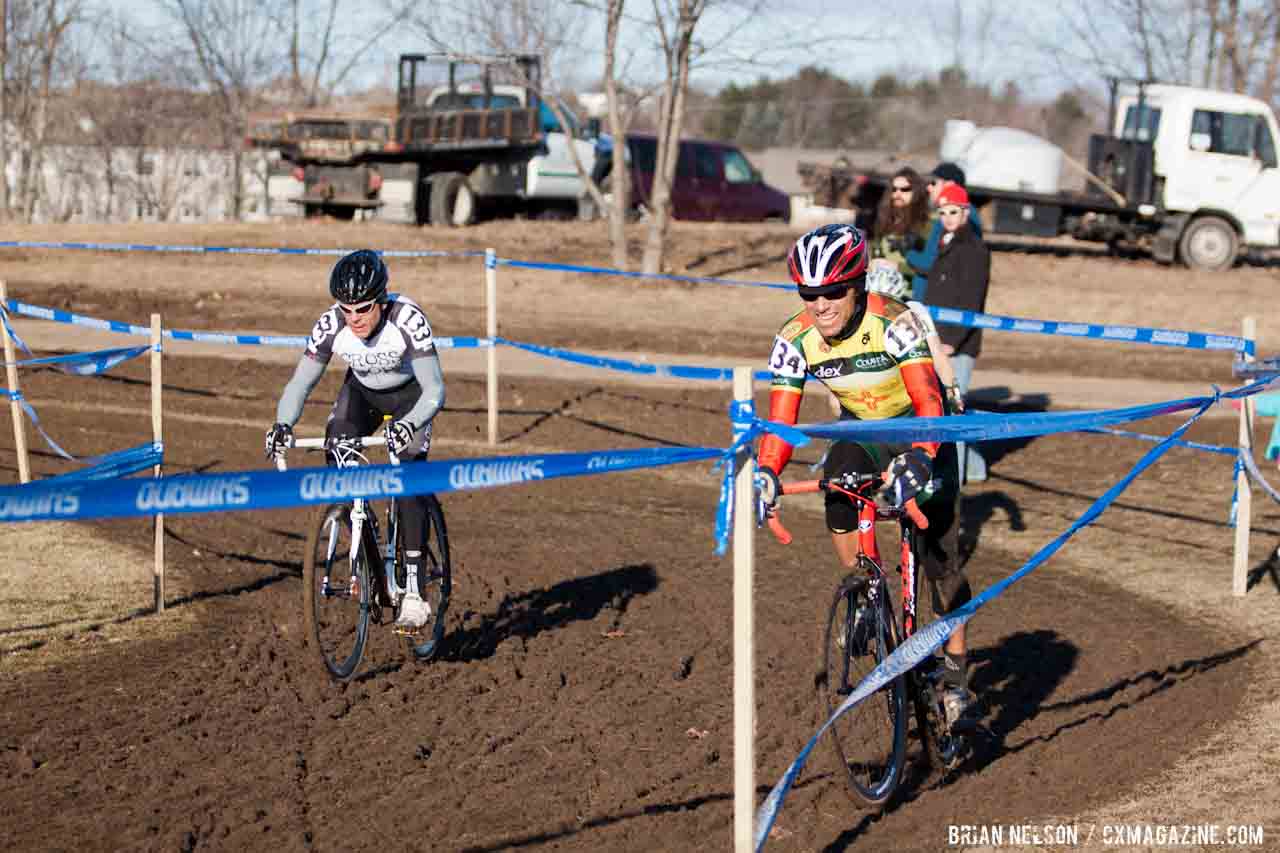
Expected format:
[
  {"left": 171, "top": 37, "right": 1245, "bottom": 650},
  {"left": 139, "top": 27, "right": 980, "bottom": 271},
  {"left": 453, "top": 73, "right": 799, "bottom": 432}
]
[
  {"left": 154, "top": 0, "right": 285, "bottom": 220},
  {"left": 2, "top": 0, "right": 84, "bottom": 222},
  {"left": 638, "top": 0, "right": 703, "bottom": 274},
  {"left": 1023, "top": 0, "right": 1280, "bottom": 103},
  {"left": 285, "top": 0, "right": 415, "bottom": 107}
]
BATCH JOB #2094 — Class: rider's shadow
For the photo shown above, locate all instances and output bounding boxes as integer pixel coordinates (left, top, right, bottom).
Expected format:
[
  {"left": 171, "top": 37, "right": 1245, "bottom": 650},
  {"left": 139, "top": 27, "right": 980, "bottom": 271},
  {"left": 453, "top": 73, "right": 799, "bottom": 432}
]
[
  {"left": 966, "top": 388, "right": 1051, "bottom": 469},
  {"left": 966, "top": 629, "right": 1079, "bottom": 767},
  {"left": 443, "top": 563, "right": 659, "bottom": 663},
  {"left": 958, "top": 491, "right": 1026, "bottom": 566}
]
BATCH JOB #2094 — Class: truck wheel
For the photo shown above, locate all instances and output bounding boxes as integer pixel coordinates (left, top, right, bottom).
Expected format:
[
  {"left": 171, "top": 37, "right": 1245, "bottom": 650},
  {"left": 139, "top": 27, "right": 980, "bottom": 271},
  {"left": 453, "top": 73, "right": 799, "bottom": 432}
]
[
  {"left": 1179, "top": 216, "right": 1238, "bottom": 272},
  {"left": 430, "top": 172, "right": 476, "bottom": 227}
]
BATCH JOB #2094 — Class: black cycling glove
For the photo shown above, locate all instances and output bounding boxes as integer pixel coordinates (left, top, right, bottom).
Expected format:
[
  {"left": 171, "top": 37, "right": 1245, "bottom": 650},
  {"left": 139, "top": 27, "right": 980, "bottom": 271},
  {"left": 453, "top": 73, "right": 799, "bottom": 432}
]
[
  {"left": 384, "top": 419, "right": 416, "bottom": 456},
  {"left": 886, "top": 448, "right": 933, "bottom": 506},
  {"left": 264, "top": 422, "right": 293, "bottom": 459}
]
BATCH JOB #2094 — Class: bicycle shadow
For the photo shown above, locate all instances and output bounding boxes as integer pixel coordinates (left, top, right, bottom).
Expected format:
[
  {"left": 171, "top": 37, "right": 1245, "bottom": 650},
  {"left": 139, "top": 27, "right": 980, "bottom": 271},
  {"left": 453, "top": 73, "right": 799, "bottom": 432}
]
[
  {"left": 1246, "top": 539, "right": 1280, "bottom": 592},
  {"left": 966, "top": 633, "right": 1259, "bottom": 772},
  {"left": 817, "top": 631, "right": 1077, "bottom": 848},
  {"left": 441, "top": 563, "right": 659, "bottom": 663}
]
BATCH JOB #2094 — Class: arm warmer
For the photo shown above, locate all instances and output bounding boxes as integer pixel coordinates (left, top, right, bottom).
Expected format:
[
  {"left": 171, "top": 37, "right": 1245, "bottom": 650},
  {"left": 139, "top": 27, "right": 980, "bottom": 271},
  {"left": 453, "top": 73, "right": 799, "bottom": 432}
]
[
  {"left": 402, "top": 354, "right": 447, "bottom": 430},
  {"left": 275, "top": 356, "right": 327, "bottom": 426}
]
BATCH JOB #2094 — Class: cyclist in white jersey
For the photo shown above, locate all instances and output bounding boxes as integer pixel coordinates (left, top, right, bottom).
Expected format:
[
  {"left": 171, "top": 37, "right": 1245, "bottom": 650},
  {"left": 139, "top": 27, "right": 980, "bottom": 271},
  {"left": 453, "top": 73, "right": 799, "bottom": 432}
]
[{"left": 266, "top": 249, "right": 446, "bottom": 630}]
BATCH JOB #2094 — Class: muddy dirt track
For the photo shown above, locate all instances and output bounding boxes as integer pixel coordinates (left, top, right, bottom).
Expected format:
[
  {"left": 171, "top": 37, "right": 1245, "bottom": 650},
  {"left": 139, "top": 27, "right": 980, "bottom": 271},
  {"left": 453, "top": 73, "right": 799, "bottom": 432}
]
[{"left": 0, "top": 226, "right": 1275, "bottom": 852}]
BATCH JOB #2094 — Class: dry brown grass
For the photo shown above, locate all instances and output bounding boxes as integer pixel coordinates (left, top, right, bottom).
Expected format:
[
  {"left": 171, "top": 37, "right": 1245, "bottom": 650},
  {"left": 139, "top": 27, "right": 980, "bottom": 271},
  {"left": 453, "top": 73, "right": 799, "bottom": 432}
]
[{"left": 0, "top": 521, "right": 205, "bottom": 675}]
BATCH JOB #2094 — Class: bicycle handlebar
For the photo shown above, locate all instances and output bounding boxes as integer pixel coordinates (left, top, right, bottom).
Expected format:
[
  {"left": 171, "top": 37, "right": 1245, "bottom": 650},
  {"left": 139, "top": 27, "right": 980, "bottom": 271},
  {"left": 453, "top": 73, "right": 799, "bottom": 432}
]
[
  {"left": 272, "top": 435, "right": 391, "bottom": 472},
  {"left": 764, "top": 474, "right": 929, "bottom": 545}
]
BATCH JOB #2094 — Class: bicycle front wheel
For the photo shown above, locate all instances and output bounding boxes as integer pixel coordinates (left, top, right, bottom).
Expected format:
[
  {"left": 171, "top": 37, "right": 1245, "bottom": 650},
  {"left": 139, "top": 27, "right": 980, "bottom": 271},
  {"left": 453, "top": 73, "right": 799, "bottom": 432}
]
[
  {"left": 820, "top": 572, "right": 908, "bottom": 807},
  {"left": 303, "top": 503, "right": 371, "bottom": 681},
  {"left": 396, "top": 494, "right": 452, "bottom": 661}
]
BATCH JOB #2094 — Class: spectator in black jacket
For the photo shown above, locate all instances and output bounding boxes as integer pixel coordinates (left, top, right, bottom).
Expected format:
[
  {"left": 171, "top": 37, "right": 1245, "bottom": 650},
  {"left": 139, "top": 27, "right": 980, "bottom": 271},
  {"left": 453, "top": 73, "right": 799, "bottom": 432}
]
[{"left": 929, "top": 182, "right": 991, "bottom": 483}]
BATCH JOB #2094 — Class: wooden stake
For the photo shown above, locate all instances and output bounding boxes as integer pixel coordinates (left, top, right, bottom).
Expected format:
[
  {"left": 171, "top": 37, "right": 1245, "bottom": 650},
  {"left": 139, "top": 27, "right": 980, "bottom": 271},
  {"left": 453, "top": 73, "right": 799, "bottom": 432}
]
[
  {"left": 1233, "top": 316, "right": 1255, "bottom": 597},
  {"left": 485, "top": 248, "right": 498, "bottom": 446},
  {"left": 732, "top": 366, "right": 756, "bottom": 852},
  {"left": 0, "top": 279, "right": 30, "bottom": 483},
  {"left": 151, "top": 314, "right": 164, "bottom": 612}
]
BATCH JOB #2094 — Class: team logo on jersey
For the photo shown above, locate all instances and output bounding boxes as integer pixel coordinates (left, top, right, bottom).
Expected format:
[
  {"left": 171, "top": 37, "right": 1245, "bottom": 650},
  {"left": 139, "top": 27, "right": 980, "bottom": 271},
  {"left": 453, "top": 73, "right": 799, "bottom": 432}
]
[
  {"left": 812, "top": 362, "right": 848, "bottom": 380},
  {"left": 343, "top": 350, "right": 402, "bottom": 372},
  {"left": 853, "top": 353, "right": 893, "bottom": 371},
  {"left": 855, "top": 389, "right": 890, "bottom": 411},
  {"left": 861, "top": 331, "right": 871, "bottom": 345}
]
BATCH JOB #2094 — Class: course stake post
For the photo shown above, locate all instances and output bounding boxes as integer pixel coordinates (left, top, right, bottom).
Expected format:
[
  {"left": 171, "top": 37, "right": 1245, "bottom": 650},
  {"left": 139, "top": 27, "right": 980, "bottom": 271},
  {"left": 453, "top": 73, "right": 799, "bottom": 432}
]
[
  {"left": 732, "top": 366, "right": 756, "bottom": 852},
  {"left": 0, "top": 280, "right": 30, "bottom": 483},
  {"left": 485, "top": 248, "right": 498, "bottom": 446},
  {"left": 1234, "top": 315, "right": 1256, "bottom": 597},
  {"left": 151, "top": 314, "right": 165, "bottom": 612}
]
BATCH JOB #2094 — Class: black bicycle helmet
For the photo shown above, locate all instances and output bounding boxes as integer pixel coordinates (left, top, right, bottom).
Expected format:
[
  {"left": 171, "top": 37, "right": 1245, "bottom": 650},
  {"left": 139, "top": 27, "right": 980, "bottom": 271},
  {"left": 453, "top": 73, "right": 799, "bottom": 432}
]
[{"left": 329, "top": 249, "right": 389, "bottom": 304}]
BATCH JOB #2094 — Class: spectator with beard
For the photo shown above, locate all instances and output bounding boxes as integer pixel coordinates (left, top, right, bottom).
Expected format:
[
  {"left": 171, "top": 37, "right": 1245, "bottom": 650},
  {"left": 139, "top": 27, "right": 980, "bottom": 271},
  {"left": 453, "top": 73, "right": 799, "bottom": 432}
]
[{"left": 869, "top": 166, "right": 931, "bottom": 282}]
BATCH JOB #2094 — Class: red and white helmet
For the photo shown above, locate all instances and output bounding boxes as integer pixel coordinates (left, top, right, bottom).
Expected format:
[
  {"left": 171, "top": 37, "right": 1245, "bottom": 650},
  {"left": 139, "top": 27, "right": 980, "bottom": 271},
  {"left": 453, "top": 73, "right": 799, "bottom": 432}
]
[{"left": 787, "top": 224, "right": 869, "bottom": 296}]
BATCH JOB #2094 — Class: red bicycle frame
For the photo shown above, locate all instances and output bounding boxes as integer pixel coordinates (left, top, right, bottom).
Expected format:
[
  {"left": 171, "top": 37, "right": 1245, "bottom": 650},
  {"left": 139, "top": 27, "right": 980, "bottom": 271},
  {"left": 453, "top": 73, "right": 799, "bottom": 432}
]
[{"left": 766, "top": 474, "right": 929, "bottom": 636}]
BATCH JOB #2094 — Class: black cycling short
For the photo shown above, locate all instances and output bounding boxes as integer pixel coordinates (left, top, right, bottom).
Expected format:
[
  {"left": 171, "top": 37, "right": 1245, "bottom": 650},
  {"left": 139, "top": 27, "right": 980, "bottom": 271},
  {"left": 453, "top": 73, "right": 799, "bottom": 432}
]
[
  {"left": 325, "top": 371, "right": 433, "bottom": 460},
  {"left": 823, "top": 437, "right": 970, "bottom": 615}
]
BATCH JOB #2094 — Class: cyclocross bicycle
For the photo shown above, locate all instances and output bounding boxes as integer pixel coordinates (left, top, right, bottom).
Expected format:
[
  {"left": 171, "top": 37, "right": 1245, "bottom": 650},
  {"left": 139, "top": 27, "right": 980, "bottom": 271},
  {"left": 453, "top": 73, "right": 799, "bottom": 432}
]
[
  {"left": 766, "top": 472, "right": 968, "bottom": 808},
  {"left": 276, "top": 435, "right": 451, "bottom": 681}
]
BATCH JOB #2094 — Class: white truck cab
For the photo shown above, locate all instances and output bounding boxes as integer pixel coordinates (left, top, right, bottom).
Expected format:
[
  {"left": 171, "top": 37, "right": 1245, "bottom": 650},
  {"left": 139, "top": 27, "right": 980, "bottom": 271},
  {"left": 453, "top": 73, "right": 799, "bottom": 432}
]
[
  {"left": 1114, "top": 83, "right": 1280, "bottom": 267},
  {"left": 424, "top": 82, "right": 596, "bottom": 204}
]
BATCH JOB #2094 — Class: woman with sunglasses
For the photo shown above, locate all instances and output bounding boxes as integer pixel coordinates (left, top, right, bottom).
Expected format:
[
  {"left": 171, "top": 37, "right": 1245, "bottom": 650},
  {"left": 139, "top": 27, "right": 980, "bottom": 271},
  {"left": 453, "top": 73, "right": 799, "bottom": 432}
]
[
  {"left": 754, "top": 223, "right": 978, "bottom": 732},
  {"left": 869, "top": 166, "right": 931, "bottom": 283},
  {"left": 265, "top": 249, "right": 447, "bottom": 630}
]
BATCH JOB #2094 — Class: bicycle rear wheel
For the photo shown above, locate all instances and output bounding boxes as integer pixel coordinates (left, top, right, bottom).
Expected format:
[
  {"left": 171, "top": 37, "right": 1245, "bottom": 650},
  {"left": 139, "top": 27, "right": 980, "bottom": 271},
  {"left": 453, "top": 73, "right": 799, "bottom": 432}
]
[
  {"left": 820, "top": 571, "right": 908, "bottom": 807},
  {"left": 303, "top": 503, "right": 371, "bottom": 681},
  {"left": 396, "top": 494, "right": 452, "bottom": 661}
]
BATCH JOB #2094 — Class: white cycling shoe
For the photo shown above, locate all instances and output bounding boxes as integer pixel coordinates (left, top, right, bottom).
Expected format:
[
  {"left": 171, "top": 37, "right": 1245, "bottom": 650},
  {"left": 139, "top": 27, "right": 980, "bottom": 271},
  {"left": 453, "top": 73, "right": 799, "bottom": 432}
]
[{"left": 395, "top": 592, "right": 432, "bottom": 631}]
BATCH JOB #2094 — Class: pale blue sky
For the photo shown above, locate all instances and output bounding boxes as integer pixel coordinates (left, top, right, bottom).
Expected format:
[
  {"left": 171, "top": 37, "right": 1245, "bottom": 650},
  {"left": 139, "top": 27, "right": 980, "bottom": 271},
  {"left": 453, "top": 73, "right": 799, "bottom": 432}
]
[{"left": 107, "top": 0, "right": 1088, "bottom": 102}]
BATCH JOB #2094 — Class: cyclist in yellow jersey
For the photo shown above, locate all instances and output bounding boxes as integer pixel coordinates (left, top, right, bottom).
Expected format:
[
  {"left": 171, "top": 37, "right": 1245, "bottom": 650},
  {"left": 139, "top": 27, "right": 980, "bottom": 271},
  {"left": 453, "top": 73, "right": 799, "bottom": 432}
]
[{"left": 754, "top": 223, "right": 978, "bottom": 730}]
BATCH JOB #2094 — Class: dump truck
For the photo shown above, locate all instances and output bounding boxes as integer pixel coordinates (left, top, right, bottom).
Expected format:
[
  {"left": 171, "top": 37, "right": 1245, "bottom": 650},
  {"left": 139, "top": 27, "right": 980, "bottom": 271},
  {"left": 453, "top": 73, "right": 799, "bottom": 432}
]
[{"left": 245, "top": 53, "right": 597, "bottom": 226}]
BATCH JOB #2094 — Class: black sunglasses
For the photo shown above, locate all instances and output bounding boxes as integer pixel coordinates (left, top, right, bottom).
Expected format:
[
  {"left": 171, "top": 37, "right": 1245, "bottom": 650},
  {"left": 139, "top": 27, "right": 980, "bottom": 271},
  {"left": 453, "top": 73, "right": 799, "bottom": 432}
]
[
  {"left": 339, "top": 301, "right": 378, "bottom": 316},
  {"left": 800, "top": 284, "right": 851, "bottom": 302},
  {"left": 891, "top": 184, "right": 913, "bottom": 193}
]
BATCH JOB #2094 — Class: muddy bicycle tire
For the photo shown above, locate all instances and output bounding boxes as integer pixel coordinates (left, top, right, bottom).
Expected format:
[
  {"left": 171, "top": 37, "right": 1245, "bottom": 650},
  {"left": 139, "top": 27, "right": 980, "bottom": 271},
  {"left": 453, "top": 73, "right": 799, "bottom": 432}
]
[
  {"left": 820, "top": 570, "right": 908, "bottom": 807},
  {"left": 303, "top": 503, "right": 371, "bottom": 680}
]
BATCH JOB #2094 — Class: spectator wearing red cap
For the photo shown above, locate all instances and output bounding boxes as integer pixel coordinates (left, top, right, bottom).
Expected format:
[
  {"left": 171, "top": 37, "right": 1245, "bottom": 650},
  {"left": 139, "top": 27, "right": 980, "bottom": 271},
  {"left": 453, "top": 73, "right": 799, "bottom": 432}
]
[
  {"left": 905, "top": 161, "right": 984, "bottom": 302},
  {"left": 929, "top": 181, "right": 990, "bottom": 483}
]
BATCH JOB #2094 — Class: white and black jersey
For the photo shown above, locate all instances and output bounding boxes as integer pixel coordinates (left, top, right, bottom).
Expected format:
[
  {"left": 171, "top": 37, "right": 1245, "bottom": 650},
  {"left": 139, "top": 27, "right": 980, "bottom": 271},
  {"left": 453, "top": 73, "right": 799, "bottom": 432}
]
[{"left": 305, "top": 295, "right": 435, "bottom": 391}]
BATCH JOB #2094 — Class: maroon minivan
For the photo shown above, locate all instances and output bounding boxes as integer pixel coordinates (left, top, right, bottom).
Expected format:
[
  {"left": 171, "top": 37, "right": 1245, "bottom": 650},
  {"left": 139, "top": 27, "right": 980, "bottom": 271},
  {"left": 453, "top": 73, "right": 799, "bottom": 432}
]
[{"left": 617, "top": 134, "right": 790, "bottom": 222}]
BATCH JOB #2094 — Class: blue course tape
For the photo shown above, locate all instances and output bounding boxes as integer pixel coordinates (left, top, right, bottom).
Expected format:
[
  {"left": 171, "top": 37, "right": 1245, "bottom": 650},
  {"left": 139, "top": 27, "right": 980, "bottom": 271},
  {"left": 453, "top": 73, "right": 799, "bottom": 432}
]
[
  {"left": 495, "top": 257, "right": 793, "bottom": 290},
  {"left": 1082, "top": 425, "right": 1236, "bottom": 456},
  {"left": 0, "top": 446, "right": 721, "bottom": 523},
  {"left": 499, "top": 338, "right": 774, "bottom": 382},
  {"left": 1, "top": 389, "right": 76, "bottom": 460},
  {"left": 46, "top": 442, "right": 164, "bottom": 482},
  {"left": 0, "top": 241, "right": 480, "bottom": 259},
  {"left": 775, "top": 389, "right": 1252, "bottom": 446},
  {"left": 0, "top": 241, "right": 1254, "bottom": 355},
  {"left": 928, "top": 306, "right": 1254, "bottom": 355},
  {"left": 4, "top": 299, "right": 488, "bottom": 350},
  {"left": 4, "top": 345, "right": 150, "bottom": 375},
  {"left": 753, "top": 391, "right": 1220, "bottom": 850}
]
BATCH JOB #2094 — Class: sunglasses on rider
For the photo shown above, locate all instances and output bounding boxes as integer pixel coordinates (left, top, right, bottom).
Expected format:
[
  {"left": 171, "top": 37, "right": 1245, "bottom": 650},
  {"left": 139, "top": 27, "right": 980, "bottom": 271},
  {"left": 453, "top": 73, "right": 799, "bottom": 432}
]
[
  {"left": 800, "top": 284, "right": 851, "bottom": 302},
  {"left": 339, "top": 301, "right": 378, "bottom": 316}
]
